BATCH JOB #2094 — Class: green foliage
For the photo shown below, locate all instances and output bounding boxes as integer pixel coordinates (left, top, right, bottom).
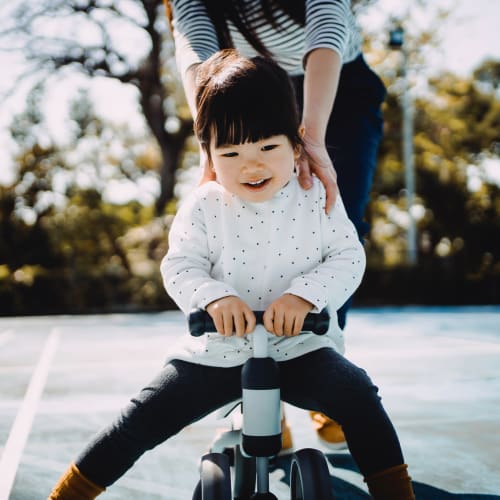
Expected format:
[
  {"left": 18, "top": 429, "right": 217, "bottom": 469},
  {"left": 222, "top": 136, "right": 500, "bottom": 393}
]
[
  {"left": 361, "top": 61, "right": 500, "bottom": 305},
  {"left": 1, "top": 41, "right": 499, "bottom": 312},
  {"left": 474, "top": 59, "right": 500, "bottom": 92},
  {"left": 0, "top": 84, "right": 175, "bottom": 315}
]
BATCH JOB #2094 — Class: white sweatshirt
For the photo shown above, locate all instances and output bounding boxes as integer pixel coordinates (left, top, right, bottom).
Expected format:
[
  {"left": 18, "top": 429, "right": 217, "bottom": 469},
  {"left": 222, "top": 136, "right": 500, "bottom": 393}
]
[{"left": 161, "top": 176, "right": 365, "bottom": 367}]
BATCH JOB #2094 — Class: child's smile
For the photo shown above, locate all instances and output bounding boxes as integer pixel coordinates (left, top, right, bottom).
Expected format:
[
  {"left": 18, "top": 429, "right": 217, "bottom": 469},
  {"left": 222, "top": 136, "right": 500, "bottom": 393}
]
[{"left": 242, "top": 177, "right": 271, "bottom": 190}]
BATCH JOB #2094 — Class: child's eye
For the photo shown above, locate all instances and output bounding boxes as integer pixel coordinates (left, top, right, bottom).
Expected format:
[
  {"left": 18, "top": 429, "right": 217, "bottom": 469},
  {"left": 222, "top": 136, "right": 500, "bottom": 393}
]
[
  {"left": 221, "top": 152, "right": 238, "bottom": 157},
  {"left": 261, "top": 144, "right": 278, "bottom": 151}
]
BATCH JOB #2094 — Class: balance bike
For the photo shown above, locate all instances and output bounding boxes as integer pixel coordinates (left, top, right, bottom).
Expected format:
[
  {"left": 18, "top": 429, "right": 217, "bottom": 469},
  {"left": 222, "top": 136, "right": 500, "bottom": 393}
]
[{"left": 188, "top": 309, "right": 334, "bottom": 500}]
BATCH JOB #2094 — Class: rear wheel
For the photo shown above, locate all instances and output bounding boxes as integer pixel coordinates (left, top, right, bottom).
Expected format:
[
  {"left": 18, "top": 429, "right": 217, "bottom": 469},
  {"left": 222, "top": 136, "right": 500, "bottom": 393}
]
[
  {"left": 192, "top": 452, "right": 232, "bottom": 500},
  {"left": 290, "top": 448, "right": 333, "bottom": 500}
]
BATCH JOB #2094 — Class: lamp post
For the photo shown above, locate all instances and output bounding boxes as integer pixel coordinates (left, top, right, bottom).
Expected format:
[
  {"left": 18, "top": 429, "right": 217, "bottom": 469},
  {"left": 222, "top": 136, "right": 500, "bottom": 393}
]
[{"left": 389, "top": 26, "right": 417, "bottom": 265}]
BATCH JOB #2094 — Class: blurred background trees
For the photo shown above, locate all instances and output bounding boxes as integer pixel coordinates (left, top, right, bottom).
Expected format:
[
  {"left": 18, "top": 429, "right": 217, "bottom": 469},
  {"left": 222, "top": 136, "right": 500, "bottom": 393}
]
[
  {"left": 0, "top": 0, "right": 498, "bottom": 315},
  {"left": 1, "top": 0, "right": 193, "bottom": 213},
  {"left": 362, "top": 59, "right": 500, "bottom": 304}
]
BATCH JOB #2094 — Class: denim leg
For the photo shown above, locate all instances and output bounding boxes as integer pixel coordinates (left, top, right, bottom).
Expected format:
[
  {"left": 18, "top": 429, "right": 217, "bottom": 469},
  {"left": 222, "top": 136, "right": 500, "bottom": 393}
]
[
  {"left": 292, "top": 55, "right": 386, "bottom": 329},
  {"left": 329, "top": 100, "right": 384, "bottom": 329},
  {"left": 76, "top": 360, "right": 242, "bottom": 487},
  {"left": 280, "top": 348, "right": 404, "bottom": 477}
]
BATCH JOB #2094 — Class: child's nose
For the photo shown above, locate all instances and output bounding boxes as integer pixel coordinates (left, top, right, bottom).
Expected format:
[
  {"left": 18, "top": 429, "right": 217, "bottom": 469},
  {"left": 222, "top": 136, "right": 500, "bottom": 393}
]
[{"left": 243, "top": 154, "right": 263, "bottom": 169}]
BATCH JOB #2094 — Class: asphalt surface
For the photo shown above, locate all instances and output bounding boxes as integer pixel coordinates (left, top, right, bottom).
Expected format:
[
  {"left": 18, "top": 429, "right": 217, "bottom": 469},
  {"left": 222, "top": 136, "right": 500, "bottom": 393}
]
[{"left": 0, "top": 307, "right": 499, "bottom": 499}]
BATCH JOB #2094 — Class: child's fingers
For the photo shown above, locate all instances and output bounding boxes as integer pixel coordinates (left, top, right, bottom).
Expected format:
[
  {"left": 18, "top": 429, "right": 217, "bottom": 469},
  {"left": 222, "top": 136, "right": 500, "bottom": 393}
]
[
  {"left": 234, "top": 312, "right": 247, "bottom": 337},
  {"left": 292, "top": 315, "right": 304, "bottom": 336},
  {"left": 272, "top": 310, "right": 285, "bottom": 337},
  {"left": 284, "top": 314, "right": 297, "bottom": 336},
  {"left": 211, "top": 313, "right": 225, "bottom": 336},
  {"left": 244, "top": 309, "right": 256, "bottom": 334},
  {"left": 263, "top": 308, "right": 275, "bottom": 335},
  {"left": 222, "top": 312, "right": 234, "bottom": 337}
]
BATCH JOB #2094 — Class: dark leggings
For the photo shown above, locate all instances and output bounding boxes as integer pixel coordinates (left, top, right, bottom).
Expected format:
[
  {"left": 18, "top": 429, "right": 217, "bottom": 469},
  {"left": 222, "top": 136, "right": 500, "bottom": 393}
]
[
  {"left": 76, "top": 348, "right": 404, "bottom": 487},
  {"left": 293, "top": 54, "right": 386, "bottom": 329}
]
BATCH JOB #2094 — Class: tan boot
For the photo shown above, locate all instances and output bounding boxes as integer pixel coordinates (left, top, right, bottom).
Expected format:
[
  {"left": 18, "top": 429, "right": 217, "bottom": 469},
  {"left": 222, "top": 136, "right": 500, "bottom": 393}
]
[
  {"left": 310, "top": 411, "right": 347, "bottom": 450},
  {"left": 365, "top": 464, "right": 415, "bottom": 500},
  {"left": 48, "top": 463, "right": 105, "bottom": 499}
]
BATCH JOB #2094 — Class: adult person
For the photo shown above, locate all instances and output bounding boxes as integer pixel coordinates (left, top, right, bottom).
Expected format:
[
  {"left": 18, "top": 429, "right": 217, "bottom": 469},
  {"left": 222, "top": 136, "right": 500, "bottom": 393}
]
[{"left": 163, "top": 0, "right": 387, "bottom": 449}]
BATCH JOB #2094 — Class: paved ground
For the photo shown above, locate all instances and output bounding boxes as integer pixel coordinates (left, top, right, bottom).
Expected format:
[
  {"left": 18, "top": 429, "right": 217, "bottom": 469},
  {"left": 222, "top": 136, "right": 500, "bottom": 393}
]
[{"left": 0, "top": 307, "right": 499, "bottom": 499}]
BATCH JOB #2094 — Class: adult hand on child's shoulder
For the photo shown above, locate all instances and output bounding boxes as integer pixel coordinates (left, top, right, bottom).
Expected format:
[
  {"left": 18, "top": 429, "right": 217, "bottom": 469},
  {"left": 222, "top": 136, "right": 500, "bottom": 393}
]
[
  {"left": 206, "top": 296, "right": 256, "bottom": 337},
  {"left": 296, "top": 135, "right": 338, "bottom": 214},
  {"left": 263, "top": 294, "right": 314, "bottom": 337}
]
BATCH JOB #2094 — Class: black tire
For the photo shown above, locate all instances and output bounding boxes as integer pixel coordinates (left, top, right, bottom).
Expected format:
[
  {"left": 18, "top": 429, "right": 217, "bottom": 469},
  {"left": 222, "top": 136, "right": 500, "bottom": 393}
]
[
  {"left": 193, "top": 452, "right": 232, "bottom": 500},
  {"left": 233, "top": 445, "right": 256, "bottom": 499},
  {"left": 290, "top": 448, "right": 333, "bottom": 500}
]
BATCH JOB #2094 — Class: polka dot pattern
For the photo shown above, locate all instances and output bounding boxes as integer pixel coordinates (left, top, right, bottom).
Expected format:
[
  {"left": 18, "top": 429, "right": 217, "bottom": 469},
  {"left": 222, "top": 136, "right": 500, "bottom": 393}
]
[{"left": 160, "top": 177, "right": 365, "bottom": 367}]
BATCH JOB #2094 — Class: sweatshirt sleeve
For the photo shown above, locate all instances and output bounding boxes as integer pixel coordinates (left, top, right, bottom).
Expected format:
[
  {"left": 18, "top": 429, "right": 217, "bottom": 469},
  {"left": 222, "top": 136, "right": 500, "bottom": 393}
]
[
  {"left": 170, "top": 0, "right": 220, "bottom": 78},
  {"left": 284, "top": 190, "right": 366, "bottom": 313},
  {"left": 304, "top": 0, "right": 352, "bottom": 63},
  {"left": 160, "top": 192, "right": 240, "bottom": 315}
]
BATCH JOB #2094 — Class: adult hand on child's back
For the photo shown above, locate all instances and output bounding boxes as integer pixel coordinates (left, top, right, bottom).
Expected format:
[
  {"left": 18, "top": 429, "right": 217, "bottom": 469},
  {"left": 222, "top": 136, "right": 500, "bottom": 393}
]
[
  {"left": 206, "top": 296, "right": 256, "bottom": 337},
  {"left": 296, "top": 135, "right": 338, "bottom": 214},
  {"left": 263, "top": 294, "right": 314, "bottom": 337}
]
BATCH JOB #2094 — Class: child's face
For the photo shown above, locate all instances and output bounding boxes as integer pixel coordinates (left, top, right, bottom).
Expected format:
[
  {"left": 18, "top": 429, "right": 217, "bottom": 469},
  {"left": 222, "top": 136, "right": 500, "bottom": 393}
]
[{"left": 209, "top": 135, "right": 299, "bottom": 203}]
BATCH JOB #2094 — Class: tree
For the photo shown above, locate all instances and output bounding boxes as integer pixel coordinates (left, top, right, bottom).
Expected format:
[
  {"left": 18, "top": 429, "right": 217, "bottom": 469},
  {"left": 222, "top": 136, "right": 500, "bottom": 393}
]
[
  {"left": 1, "top": 0, "right": 192, "bottom": 213},
  {"left": 0, "top": 79, "right": 178, "bottom": 315},
  {"left": 361, "top": 60, "right": 500, "bottom": 304},
  {"left": 474, "top": 59, "right": 500, "bottom": 92}
]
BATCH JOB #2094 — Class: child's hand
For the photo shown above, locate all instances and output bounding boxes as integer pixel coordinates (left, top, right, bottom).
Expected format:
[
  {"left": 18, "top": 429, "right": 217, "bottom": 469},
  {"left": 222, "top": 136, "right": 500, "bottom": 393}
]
[
  {"left": 263, "top": 294, "right": 314, "bottom": 337},
  {"left": 206, "top": 296, "right": 256, "bottom": 337}
]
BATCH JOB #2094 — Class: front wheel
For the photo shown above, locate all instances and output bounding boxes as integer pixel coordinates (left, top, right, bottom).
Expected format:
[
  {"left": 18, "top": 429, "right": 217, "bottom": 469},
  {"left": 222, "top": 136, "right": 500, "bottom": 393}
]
[
  {"left": 233, "top": 444, "right": 256, "bottom": 499},
  {"left": 192, "top": 452, "right": 232, "bottom": 500},
  {"left": 290, "top": 448, "right": 333, "bottom": 500}
]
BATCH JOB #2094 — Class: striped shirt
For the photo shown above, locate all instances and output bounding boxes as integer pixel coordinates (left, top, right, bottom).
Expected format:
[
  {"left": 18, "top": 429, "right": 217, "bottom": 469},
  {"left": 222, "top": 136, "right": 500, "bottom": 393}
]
[{"left": 170, "top": 0, "right": 362, "bottom": 78}]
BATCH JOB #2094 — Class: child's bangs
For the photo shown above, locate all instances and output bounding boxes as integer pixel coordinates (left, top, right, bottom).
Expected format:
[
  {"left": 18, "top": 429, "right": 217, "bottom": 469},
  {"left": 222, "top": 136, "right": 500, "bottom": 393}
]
[
  {"left": 211, "top": 107, "right": 285, "bottom": 147},
  {"left": 210, "top": 87, "right": 294, "bottom": 147}
]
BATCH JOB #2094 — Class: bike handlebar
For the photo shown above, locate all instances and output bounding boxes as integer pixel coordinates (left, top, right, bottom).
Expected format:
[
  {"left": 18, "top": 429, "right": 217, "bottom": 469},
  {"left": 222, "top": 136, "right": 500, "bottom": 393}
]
[{"left": 188, "top": 308, "right": 330, "bottom": 337}]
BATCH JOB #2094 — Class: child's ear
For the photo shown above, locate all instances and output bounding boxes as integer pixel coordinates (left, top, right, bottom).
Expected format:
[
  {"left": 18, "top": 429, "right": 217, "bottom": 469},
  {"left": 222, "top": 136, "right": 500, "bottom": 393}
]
[{"left": 294, "top": 125, "right": 305, "bottom": 159}]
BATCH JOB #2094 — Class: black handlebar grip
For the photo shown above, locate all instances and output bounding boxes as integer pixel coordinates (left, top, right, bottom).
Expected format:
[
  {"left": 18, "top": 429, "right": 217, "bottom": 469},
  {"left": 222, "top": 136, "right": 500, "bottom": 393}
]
[{"left": 188, "top": 308, "right": 330, "bottom": 337}]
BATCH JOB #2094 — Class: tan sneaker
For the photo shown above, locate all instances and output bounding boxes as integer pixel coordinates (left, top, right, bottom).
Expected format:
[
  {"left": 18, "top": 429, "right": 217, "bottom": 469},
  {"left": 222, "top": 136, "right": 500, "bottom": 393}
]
[
  {"left": 310, "top": 411, "right": 348, "bottom": 450},
  {"left": 280, "top": 416, "right": 294, "bottom": 453}
]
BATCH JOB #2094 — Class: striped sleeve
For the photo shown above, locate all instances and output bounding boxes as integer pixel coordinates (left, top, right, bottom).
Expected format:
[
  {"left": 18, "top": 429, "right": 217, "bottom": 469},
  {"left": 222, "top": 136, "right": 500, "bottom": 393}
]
[
  {"left": 304, "top": 0, "right": 352, "bottom": 63},
  {"left": 170, "top": 0, "right": 221, "bottom": 78}
]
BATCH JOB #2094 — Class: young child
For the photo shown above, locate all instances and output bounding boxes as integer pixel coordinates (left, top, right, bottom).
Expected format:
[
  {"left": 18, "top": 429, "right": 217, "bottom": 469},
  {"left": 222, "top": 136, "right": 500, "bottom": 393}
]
[{"left": 49, "top": 50, "right": 414, "bottom": 499}]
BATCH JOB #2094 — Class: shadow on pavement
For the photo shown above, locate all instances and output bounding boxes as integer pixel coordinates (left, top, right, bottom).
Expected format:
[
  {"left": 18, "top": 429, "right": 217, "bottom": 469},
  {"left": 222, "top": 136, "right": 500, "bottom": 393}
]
[{"left": 271, "top": 453, "right": 500, "bottom": 500}]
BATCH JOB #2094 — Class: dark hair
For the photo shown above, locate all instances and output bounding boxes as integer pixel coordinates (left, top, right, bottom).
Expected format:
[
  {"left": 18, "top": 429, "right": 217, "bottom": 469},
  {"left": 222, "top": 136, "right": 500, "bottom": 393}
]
[
  {"left": 163, "top": 1, "right": 304, "bottom": 57},
  {"left": 194, "top": 50, "right": 302, "bottom": 157},
  {"left": 199, "top": 0, "right": 305, "bottom": 58}
]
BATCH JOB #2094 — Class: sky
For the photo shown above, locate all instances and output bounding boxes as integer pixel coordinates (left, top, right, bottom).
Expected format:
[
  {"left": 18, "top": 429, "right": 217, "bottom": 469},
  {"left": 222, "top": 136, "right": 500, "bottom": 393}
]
[
  {"left": 0, "top": 0, "right": 499, "bottom": 189},
  {"left": 429, "top": 0, "right": 500, "bottom": 75},
  {"left": 359, "top": 0, "right": 500, "bottom": 76}
]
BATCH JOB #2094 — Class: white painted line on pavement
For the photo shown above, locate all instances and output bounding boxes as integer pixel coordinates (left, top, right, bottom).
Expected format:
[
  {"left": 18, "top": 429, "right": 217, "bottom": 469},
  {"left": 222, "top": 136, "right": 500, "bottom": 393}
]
[
  {"left": 0, "top": 328, "right": 61, "bottom": 500},
  {"left": 0, "top": 330, "right": 14, "bottom": 349}
]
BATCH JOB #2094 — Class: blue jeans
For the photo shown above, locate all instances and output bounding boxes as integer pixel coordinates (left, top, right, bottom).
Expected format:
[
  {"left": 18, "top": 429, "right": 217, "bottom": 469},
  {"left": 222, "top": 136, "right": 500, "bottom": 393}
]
[
  {"left": 76, "top": 348, "right": 404, "bottom": 487},
  {"left": 292, "top": 54, "right": 386, "bottom": 329}
]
